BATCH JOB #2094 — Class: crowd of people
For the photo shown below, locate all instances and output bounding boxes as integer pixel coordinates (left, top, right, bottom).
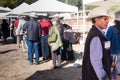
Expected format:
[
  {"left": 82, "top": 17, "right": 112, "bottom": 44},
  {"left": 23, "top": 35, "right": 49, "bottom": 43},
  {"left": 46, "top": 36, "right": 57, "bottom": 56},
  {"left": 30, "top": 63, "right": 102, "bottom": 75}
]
[
  {"left": 1, "top": 7, "right": 120, "bottom": 80},
  {"left": 0, "top": 12, "right": 79, "bottom": 69}
]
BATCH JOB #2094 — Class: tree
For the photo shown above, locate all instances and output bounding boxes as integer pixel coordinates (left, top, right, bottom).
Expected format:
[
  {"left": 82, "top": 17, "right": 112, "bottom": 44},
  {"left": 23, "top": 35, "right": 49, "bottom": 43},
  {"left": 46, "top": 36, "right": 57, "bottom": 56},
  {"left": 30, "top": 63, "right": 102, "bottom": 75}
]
[
  {"left": 109, "top": 5, "right": 120, "bottom": 13},
  {"left": 0, "top": 0, "right": 37, "bottom": 9},
  {"left": 58, "top": 0, "right": 82, "bottom": 6},
  {"left": 0, "top": 0, "right": 82, "bottom": 9},
  {"left": 58, "top": 0, "right": 82, "bottom": 10}
]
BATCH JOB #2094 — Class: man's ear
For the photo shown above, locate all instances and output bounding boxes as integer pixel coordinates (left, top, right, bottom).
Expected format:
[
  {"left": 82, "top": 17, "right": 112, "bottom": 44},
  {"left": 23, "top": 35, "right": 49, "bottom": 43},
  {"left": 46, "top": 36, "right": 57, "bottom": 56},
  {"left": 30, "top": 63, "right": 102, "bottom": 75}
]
[{"left": 95, "top": 18, "right": 100, "bottom": 23}]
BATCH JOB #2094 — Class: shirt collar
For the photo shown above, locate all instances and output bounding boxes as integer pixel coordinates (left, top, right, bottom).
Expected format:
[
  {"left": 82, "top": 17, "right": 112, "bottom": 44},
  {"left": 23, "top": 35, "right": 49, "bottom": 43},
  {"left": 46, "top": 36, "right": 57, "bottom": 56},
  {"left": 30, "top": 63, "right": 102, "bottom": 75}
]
[{"left": 95, "top": 26, "right": 105, "bottom": 35}]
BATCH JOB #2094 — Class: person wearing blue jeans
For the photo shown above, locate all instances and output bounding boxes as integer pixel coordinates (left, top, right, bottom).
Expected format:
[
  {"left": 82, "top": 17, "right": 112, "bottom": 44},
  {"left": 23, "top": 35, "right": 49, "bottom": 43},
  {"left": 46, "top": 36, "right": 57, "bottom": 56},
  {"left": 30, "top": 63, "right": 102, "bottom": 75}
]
[
  {"left": 41, "top": 35, "right": 50, "bottom": 60},
  {"left": 23, "top": 12, "right": 41, "bottom": 65},
  {"left": 40, "top": 16, "right": 52, "bottom": 60},
  {"left": 27, "top": 40, "right": 39, "bottom": 64}
]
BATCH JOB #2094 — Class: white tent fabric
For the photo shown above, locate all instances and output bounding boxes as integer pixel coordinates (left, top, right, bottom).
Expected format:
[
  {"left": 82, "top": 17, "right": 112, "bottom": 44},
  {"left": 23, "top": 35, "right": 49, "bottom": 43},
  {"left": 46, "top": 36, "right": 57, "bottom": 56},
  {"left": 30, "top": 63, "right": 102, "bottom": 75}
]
[
  {"left": 0, "top": 13, "right": 9, "bottom": 19},
  {"left": 10, "top": 2, "right": 29, "bottom": 15},
  {"left": 5, "top": 7, "right": 11, "bottom": 11},
  {"left": 0, "top": 2, "right": 29, "bottom": 18},
  {"left": 24, "top": 0, "right": 78, "bottom": 13},
  {"left": 0, "top": 6, "right": 11, "bottom": 13}
]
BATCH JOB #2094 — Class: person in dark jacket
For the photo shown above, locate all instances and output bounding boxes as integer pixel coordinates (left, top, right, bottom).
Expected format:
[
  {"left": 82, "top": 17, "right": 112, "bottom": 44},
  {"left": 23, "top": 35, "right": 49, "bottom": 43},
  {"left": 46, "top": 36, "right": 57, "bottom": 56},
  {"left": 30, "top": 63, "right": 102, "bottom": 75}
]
[
  {"left": 62, "top": 25, "right": 76, "bottom": 60},
  {"left": 1, "top": 19, "right": 9, "bottom": 42},
  {"left": 23, "top": 12, "right": 41, "bottom": 65},
  {"left": 82, "top": 7, "right": 111, "bottom": 80}
]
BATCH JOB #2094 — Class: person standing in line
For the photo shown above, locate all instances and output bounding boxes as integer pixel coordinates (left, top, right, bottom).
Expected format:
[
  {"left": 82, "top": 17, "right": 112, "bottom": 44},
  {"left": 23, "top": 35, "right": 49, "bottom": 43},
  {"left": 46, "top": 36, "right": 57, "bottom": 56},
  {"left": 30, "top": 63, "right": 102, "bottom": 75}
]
[
  {"left": 40, "top": 16, "right": 52, "bottom": 60},
  {"left": 106, "top": 11, "right": 120, "bottom": 79},
  {"left": 57, "top": 17, "right": 65, "bottom": 60},
  {"left": 13, "top": 17, "right": 20, "bottom": 47},
  {"left": 1, "top": 19, "right": 9, "bottom": 43},
  {"left": 23, "top": 12, "right": 41, "bottom": 65},
  {"left": 17, "top": 17, "right": 26, "bottom": 52},
  {"left": 82, "top": 7, "right": 111, "bottom": 80},
  {"left": 48, "top": 18, "right": 63, "bottom": 69}
]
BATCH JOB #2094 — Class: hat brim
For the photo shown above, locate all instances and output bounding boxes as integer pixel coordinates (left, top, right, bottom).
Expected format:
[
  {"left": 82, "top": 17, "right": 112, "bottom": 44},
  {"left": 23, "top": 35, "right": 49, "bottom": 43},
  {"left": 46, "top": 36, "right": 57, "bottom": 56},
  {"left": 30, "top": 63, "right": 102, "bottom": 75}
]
[
  {"left": 86, "top": 7, "right": 110, "bottom": 21},
  {"left": 86, "top": 14, "right": 110, "bottom": 21}
]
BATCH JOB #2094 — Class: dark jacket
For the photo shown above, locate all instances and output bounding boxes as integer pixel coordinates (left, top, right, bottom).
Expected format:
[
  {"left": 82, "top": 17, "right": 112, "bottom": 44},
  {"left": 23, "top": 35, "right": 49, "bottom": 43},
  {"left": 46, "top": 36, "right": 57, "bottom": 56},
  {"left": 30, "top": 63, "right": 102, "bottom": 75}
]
[
  {"left": 23, "top": 19, "right": 41, "bottom": 41},
  {"left": 82, "top": 25, "right": 111, "bottom": 80},
  {"left": 63, "top": 31, "right": 77, "bottom": 50},
  {"left": 62, "top": 31, "right": 76, "bottom": 60}
]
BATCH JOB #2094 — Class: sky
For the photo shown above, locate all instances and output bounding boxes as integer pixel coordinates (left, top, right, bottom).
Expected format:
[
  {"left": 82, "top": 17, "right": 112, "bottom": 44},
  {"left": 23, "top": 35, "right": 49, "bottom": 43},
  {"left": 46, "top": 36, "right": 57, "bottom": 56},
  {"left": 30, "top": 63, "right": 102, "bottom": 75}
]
[{"left": 83, "top": 0, "right": 103, "bottom": 4}]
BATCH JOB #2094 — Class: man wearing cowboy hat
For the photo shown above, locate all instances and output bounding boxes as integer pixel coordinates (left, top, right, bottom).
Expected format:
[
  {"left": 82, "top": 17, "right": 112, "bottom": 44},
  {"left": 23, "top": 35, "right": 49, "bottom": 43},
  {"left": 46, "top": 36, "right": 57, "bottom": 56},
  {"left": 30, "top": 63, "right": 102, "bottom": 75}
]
[
  {"left": 23, "top": 12, "right": 41, "bottom": 65},
  {"left": 82, "top": 7, "right": 111, "bottom": 80}
]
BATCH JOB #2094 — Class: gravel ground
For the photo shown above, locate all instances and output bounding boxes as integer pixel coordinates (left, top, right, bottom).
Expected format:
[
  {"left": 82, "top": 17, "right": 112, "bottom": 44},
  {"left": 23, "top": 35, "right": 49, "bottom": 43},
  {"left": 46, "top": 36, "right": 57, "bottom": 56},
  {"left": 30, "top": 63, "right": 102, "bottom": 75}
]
[{"left": 0, "top": 41, "right": 83, "bottom": 80}]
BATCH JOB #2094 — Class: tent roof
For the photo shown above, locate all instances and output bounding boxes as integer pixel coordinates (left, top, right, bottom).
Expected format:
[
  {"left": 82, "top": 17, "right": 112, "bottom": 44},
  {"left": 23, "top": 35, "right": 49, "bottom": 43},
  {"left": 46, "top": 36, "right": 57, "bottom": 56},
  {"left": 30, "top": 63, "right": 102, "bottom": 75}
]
[
  {"left": 10, "top": 2, "right": 29, "bottom": 14},
  {"left": 24, "top": 0, "right": 78, "bottom": 13},
  {"left": 0, "top": 6, "right": 11, "bottom": 13}
]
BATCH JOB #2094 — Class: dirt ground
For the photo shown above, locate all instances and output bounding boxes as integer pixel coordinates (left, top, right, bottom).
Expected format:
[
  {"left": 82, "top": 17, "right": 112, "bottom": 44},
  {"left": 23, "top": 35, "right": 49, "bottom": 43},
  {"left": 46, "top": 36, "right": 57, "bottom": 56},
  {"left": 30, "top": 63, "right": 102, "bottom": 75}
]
[{"left": 0, "top": 40, "right": 82, "bottom": 80}]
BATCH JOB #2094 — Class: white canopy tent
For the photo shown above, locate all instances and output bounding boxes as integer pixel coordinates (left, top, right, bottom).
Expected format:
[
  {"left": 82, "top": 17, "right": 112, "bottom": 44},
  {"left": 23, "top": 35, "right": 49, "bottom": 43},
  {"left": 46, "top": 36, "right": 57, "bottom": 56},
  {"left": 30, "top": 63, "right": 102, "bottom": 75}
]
[
  {"left": 24, "top": 0, "right": 78, "bottom": 13},
  {"left": 0, "top": 2, "right": 30, "bottom": 19},
  {"left": 0, "top": 6, "right": 11, "bottom": 19},
  {"left": 23, "top": 0, "right": 79, "bottom": 28},
  {"left": 5, "top": 7, "right": 11, "bottom": 11},
  {"left": 0, "top": 2, "right": 29, "bottom": 18},
  {"left": 9, "top": 2, "right": 29, "bottom": 15},
  {"left": 0, "top": 6, "right": 11, "bottom": 13}
]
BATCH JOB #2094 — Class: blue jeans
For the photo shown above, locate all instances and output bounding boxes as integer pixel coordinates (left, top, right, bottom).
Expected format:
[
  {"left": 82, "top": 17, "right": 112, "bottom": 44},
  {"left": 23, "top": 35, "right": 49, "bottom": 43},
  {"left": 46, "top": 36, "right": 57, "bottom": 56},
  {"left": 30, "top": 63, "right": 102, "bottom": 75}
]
[
  {"left": 111, "top": 53, "right": 120, "bottom": 74},
  {"left": 27, "top": 39, "right": 39, "bottom": 63},
  {"left": 55, "top": 47, "right": 62, "bottom": 60},
  {"left": 41, "top": 35, "right": 49, "bottom": 58},
  {"left": 1, "top": 31, "right": 8, "bottom": 42},
  {"left": 117, "top": 54, "right": 120, "bottom": 74}
]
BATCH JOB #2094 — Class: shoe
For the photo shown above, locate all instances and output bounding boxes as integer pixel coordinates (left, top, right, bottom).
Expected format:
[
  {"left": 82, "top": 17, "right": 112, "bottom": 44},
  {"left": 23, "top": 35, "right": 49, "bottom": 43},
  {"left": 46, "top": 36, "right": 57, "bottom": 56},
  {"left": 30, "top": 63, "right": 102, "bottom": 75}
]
[
  {"left": 57, "top": 66, "right": 61, "bottom": 69},
  {"left": 29, "top": 62, "right": 33, "bottom": 65},
  {"left": 43, "top": 57, "right": 47, "bottom": 60},
  {"left": 27, "top": 58, "right": 29, "bottom": 60},
  {"left": 35, "top": 62, "right": 39, "bottom": 65},
  {"left": 51, "top": 66, "right": 58, "bottom": 69}
]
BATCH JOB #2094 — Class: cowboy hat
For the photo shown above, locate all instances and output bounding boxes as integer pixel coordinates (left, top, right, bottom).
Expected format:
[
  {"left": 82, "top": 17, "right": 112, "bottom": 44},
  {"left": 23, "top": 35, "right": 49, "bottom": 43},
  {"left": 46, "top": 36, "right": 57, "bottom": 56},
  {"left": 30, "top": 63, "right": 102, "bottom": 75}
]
[{"left": 86, "top": 7, "right": 110, "bottom": 21}]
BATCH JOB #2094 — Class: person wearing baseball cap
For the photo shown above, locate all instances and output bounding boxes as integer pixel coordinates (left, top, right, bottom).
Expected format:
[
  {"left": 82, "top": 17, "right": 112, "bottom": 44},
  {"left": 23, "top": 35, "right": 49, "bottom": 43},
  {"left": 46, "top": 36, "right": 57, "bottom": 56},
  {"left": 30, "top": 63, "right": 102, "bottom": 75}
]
[
  {"left": 82, "top": 7, "right": 111, "bottom": 80},
  {"left": 106, "top": 11, "right": 120, "bottom": 79}
]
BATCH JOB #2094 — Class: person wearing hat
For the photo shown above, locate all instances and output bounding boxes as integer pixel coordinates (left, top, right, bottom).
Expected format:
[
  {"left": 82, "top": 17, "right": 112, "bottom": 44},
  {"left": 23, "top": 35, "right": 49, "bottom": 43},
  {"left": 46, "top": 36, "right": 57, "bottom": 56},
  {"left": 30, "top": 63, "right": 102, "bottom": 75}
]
[
  {"left": 106, "top": 11, "right": 120, "bottom": 79},
  {"left": 48, "top": 17, "right": 63, "bottom": 69},
  {"left": 23, "top": 12, "right": 41, "bottom": 65},
  {"left": 82, "top": 7, "right": 111, "bottom": 80},
  {"left": 39, "top": 16, "right": 52, "bottom": 61}
]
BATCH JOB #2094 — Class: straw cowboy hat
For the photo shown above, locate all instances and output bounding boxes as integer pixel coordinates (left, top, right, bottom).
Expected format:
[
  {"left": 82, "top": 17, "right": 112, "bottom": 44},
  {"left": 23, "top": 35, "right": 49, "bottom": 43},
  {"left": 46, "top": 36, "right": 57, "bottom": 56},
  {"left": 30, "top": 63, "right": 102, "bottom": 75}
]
[{"left": 86, "top": 7, "right": 110, "bottom": 21}]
